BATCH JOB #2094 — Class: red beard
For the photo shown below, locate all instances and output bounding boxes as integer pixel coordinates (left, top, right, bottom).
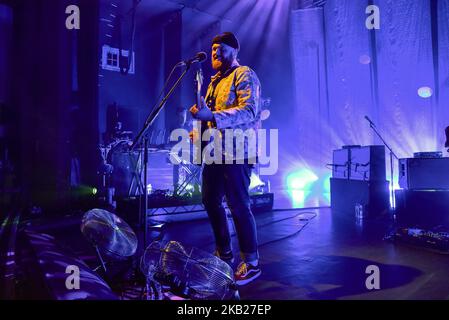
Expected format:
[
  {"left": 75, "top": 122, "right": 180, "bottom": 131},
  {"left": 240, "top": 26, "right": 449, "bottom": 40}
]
[{"left": 212, "top": 59, "right": 222, "bottom": 70}]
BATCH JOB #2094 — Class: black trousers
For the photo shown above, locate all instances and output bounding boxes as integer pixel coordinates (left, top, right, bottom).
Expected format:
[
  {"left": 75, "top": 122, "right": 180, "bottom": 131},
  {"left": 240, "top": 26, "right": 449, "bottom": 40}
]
[{"left": 202, "top": 163, "right": 259, "bottom": 262}]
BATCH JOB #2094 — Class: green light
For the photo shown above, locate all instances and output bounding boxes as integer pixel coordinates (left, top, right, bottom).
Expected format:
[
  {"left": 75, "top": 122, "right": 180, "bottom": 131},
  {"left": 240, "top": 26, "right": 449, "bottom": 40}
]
[
  {"left": 286, "top": 169, "right": 318, "bottom": 191},
  {"left": 322, "top": 174, "right": 331, "bottom": 193},
  {"left": 289, "top": 189, "right": 305, "bottom": 207},
  {"left": 92, "top": 188, "right": 97, "bottom": 195}
]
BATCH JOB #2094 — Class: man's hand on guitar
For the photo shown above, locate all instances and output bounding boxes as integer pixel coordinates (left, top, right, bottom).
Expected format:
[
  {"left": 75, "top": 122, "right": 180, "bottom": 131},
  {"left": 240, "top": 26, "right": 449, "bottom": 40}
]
[{"left": 189, "top": 97, "right": 214, "bottom": 121}]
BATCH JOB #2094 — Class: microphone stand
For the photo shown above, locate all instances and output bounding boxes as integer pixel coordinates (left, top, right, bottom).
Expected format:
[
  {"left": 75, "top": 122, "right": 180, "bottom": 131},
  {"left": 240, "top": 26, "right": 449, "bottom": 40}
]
[
  {"left": 131, "top": 62, "right": 192, "bottom": 251},
  {"left": 366, "top": 120, "right": 399, "bottom": 209}
]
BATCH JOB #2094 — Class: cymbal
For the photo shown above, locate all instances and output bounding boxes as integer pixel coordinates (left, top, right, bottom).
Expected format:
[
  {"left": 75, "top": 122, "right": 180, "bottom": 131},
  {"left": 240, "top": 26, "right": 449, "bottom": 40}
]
[{"left": 81, "top": 208, "right": 137, "bottom": 258}]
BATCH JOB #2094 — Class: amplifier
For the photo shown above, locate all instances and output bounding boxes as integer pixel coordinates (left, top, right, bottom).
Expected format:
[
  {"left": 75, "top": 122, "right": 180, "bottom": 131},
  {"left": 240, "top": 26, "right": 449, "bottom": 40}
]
[
  {"left": 398, "top": 158, "right": 449, "bottom": 190},
  {"left": 330, "top": 178, "right": 390, "bottom": 217},
  {"left": 413, "top": 151, "right": 442, "bottom": 159},
  {"left": 332, "top": 148, "right": 350, "bottom": 179},
  {"left": 332, "top": 145, "right": 386, "bottom": 181},
  {"left": 395, "top": 189, "right": 449, "bottom": 229}
]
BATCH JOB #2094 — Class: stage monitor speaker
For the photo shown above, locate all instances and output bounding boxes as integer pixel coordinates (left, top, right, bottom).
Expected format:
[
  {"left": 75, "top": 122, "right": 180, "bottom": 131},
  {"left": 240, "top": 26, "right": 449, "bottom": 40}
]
[
  {"left": 332, "top": 145, "right": 386, "bottom": 181},
  {"left": 395, "top": 189, "right": 449, "bottom": 230},
  {"left": 330, "top": 178, "right": 389, "bottom": 217},
  {"left": 398, "top": 158, "right": 449, "bottom": 190}
]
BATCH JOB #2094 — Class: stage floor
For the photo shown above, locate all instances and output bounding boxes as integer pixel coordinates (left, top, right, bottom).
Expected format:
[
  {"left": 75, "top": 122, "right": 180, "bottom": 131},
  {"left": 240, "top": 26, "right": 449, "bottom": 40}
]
[
  {"left": 152, "top": 206, "right": 449, "bottom": 300},
  {"left": 10, "top": 204, "right": 449, "bottom": 300}
]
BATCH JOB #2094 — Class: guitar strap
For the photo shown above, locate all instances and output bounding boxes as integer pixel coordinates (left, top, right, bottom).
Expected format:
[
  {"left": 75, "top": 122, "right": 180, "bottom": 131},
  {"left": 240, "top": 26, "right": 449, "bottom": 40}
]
[{"left": 206, "top": 65, "right": 239, "bottom": 112}]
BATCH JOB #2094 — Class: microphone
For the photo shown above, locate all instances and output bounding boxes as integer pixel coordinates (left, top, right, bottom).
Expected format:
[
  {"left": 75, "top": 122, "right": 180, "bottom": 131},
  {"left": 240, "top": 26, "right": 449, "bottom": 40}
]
[
  {"left": 179, "top": 52, "right": 207, "bottom": 66},
  {"left": 365, "top": 115, "right": 375, "bottom": 127}
]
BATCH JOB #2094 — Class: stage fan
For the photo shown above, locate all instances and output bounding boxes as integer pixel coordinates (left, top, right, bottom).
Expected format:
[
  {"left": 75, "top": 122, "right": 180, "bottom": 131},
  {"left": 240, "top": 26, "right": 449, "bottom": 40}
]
[
  {"left": 140, "top": 241, "right": 238, "bottom": 300},
  {"left": 81, "top": 208, "right": 138, "bottom": 273}
]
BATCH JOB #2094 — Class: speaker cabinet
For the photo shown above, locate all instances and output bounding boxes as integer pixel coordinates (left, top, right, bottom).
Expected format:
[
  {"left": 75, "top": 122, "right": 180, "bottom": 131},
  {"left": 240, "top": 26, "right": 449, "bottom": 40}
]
[
  {"left": 398, "top": 158, "right": 449, "bottom": 190},
  {"left": 395, "top": 189, "right": 449, "bottom": 229},
  {"left": 330, "top": 178, "right": 389, "bottom": 217},
  {"left": 332, "top": 145, "right": 386, "bottom": 181},
  {"left": 332, "top": 148, "right": 349, "bottom": 179}
]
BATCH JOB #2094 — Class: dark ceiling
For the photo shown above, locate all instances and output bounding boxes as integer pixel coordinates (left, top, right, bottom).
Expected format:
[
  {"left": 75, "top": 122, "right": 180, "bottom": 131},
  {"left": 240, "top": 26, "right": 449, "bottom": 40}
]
[
  {"left": 102, "top": 0, "right": 260, "bottom": 24},
  {"left": 101, "top": 0, "right": 268, "bottom": 48}
]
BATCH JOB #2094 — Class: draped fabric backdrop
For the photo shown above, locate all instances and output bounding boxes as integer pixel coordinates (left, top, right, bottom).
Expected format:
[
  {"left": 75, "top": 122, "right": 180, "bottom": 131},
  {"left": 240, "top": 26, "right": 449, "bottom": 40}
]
[
  {"left": 438, "top": 0, "right": 449, "bottom": 143},
  {"left": 290, "top": 0, "right": 448, "bottom": 191}
]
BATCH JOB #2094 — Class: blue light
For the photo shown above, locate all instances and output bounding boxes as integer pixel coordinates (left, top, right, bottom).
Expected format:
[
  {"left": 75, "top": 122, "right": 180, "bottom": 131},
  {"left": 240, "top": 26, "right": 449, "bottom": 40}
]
[
  {"left": 417, "top": 86, "right": 433, "bottom": 98},
  {"left": 359, "top": 54, "right": 371, "bottom": 65}
]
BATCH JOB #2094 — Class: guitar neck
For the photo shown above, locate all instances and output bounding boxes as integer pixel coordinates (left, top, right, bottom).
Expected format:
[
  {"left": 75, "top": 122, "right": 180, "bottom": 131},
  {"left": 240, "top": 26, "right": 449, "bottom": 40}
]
[
  {"left": 195, "top": 68, "right": 203, "bottom": 110},
  {"left": 196, "top": 91, "right": 202, "bottom": 110}
]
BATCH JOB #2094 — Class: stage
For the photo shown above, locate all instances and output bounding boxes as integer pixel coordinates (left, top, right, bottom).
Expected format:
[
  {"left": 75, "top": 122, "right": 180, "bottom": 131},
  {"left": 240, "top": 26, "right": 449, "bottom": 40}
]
[
  {"left": 4, "top": 199, "right": 449, "bottom": 300},
  {"left": 2, "top": 0, "right": 449, "bottom": 303}
]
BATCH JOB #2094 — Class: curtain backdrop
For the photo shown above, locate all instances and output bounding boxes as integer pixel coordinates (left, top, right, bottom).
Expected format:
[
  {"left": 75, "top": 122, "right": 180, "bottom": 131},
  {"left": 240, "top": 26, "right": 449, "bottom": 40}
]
[{"left": 290, "top": 0, "right": 447, "bottom": 187}]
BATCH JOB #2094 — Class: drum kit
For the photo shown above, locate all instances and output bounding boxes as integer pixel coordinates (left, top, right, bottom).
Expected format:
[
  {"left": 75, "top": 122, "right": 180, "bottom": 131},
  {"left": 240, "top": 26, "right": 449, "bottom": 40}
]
[
  {"left": 81, "top": 208, "right": 138, "bottom": 273},
  {"left": 97, "top": 130, "right": 202, "bottom": 207},
  {"left": 97, "top": 127, "right": 173, "bottom": 200}
]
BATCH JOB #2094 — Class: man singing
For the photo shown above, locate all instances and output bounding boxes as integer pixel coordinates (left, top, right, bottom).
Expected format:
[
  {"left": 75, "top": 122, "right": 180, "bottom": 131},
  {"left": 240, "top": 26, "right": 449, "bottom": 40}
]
[{"left": 190, "top": 32, "right": 262, "bottom": 285}]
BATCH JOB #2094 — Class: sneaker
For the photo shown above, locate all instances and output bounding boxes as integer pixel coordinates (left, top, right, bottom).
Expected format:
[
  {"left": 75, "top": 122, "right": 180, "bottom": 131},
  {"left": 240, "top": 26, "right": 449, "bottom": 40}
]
[
  {"left": 234, "top": 262, "right": 261, "bottom": 285},
  {"left": 214, "top": 250, "right": 235, "bottom": 264}
]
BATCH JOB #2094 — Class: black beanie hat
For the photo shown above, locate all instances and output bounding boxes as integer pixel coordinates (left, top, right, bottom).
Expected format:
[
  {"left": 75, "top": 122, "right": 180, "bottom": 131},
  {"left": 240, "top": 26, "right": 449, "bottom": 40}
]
[{"left": 212, "top": 32, "right": 240, "bottom": 50}]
